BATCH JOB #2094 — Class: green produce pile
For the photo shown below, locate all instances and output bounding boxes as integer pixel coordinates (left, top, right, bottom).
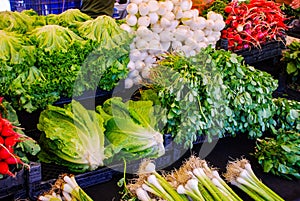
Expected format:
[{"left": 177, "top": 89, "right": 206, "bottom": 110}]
[
  {"left": 149, "top": 46, "right": 278, "bottom": 148},
  {"left": 282, "top": 41, "right": 300, "bottom": 85},
  {"left": 0, "top": 9, "right": 133, "bottom": 113},
  {"left": 37, "top": 98, "right": 165, "bottom": 172},
  {"left": 254, "top": 129, "right": 300, "bottom": 180}
]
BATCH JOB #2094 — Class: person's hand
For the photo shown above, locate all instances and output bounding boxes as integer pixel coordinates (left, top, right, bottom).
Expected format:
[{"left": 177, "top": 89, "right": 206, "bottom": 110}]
[{"left": 290, "top": 0, "right": 300, "bottom": 9}]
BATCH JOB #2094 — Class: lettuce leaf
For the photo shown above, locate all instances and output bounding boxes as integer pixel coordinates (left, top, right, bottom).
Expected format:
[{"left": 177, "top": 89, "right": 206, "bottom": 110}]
[
  {"left": 37, "top": 100, "right": 107, "bottom": 172},
  {"left": 96, "top": 97, "right": 165, "bottom": 161}
]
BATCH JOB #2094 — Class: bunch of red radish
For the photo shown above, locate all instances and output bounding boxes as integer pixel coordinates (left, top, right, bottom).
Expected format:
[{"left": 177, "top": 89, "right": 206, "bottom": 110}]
[
  {"left": 0, "top": 108, "right": 23, "bottom": 177},
  {"left": 221, "top": 0, "right": 288, "bottom": 51}
]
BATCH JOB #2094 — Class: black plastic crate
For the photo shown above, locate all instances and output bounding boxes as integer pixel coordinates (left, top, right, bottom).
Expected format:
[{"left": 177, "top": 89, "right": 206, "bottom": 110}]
[
  {"left": 10, "top": 0, "right": 81, "bottom": 15},
  {"left": 17, "top": 88, "right": 114, "bottom": 133},
  {"left": 219, "top": 39, "right": 286, "bottom": 65},
  {"left": 0, "top": 169, "right": 26, "bottom": 200},
  {"left": 27, "top": 162, "right": 116, "bottom": 200}
]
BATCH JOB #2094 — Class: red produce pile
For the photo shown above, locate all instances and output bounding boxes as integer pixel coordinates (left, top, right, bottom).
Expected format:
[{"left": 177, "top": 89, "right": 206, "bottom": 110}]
[{"left": 221, "top": 0, "right": 288, "bottom": 51}]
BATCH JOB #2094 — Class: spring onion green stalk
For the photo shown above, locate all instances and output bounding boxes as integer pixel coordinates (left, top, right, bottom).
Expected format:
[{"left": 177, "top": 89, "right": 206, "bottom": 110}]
[
  {"left": 62, "top": 175, "right": 93, "bottom": 201},
  {"left": 224, "top": 159, "right": 285, "bottom": 201}
]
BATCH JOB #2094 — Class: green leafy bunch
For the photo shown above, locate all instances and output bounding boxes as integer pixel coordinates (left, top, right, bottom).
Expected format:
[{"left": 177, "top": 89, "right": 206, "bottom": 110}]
[
  {"left": 149, "top": 46, "right": 278, "bottom": 148},
  {"left": 150, "top": 50, "right": 231, "bottom": 148},
  {"left": 207, "top": 47, "right": 278, "bottom": 138},
  {"left": 282, "top": 41, "right": 300, "bottom": 83},
  {"left": 254, "top": 129, "right": 300, "bottom": 180},
  {"left": 76, "top": 15, "right": 134, "bottom": 91},
  {"left": 272, "top": 98, "right": 300, "bottom": 132}
]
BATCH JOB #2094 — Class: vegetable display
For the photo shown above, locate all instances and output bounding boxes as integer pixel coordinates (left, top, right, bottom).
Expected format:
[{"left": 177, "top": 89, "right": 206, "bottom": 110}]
[
  {"left": 0, "top": 9, "right": 133, "bottom": 112},
  {"left": 120, "top": 0, "right": 226, "bottom": 88},
  {"left": 221, "top": 0, "right": 287, "bottom": 51},
  {"left": 38, "top": 174, "right": 93, "bottom": 201},
  {"left": 254, "top": 129, "right": 300, "bottom": 180},
  {"left": 96, "top": 97, "right": 165, "bottom": 161},
  {"left": 37, "top": 100, "right": 106, "bottom": 172},
  {"left": 148, "top": 46, "right": 277, "bottom": 148}
]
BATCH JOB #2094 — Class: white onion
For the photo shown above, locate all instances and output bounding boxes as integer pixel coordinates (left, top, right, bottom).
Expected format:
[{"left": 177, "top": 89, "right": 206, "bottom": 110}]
[
  {"left": 130, "top": 49, "right": 142, "bottom": 61},
  {"left": 128, "top": 70, "right": 140, "bottom": 78},
  {"left": 148, "top": 12, "right": 159, "bottom": 24},
  {"left": 160, "top": 30, "right": 174, "bottom": 42},
  {"left": 127, "top": 60, "right": 136, "bottom": 71},
  {"left": 151, "top": 23, "right": 164, "bottom": 33},
  {"left": 161, "top": 41, "right": 171, "bottom": 51},
  {"left": 144, "top": 55, "right": 156, "bottom": 64},
  {"left": 148, "top": 0, "right": 159, "bottom": 12},
  {"left": 157, "top": 2, "right": 167, "bottom": 16},
  {"left": 138, "top": 16, "right": 151, "bottom": 27},
  {"left": 173, "top": 6, "right": 183, "bottom": 19},
  {"left": 165, "top": 0, "right": 174, "bottom": 11},
  {"left": 133, "top": 75, "right": 143, "bottom": 85},
  {"left": 135, "top": 60, "right": 146, "bottom": 71},
  {"left": 126, "top": 14, "right": 137, "bottom": 26},
  {"left": 180, "top": 0, "right": 192, "bottom": 11},
  {"left": 131, "top": 0, "right": 142, "bottom": 4},
  {"left": 160, "top": 17, "right": 172, "bottom": 28},
  {"left": 141, "top": 67, "right": 151, "bottom": 79},
  {"left": 135, "top": 37, "right": 149, "bottom": 50},
  {"left": 139, "top": 2, "right": 150, "bottom": 16},
  {"left": 164, "top": 11, "right": 176, "bottom": 21},
  {"left": 124, "top": 78, "right": 134, "bottom": 89},
  {"left": 126, "top": 3, "right": 138, "bottom": 15}
]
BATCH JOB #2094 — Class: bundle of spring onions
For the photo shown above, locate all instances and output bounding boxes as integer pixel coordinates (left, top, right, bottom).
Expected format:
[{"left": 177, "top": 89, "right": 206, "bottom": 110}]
[
  {"left": 123, "top": 156, "right": 284, "bottom": 201},
  {"left": 124, "top": 156, "right": 242, "bottom": 201},
  {"left": 120, "top": 0, "right": 226, "bottom": 88},
  {"left": 224, "top": 158, "right": 285, "bottom": 201},
  {"left": 38, "top": 174, "right": 93, "bottom": 201}
]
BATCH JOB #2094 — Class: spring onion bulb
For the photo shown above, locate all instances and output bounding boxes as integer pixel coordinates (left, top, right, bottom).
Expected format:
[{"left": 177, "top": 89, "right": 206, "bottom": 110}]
[
  {"left": 138, "top": 16, "right": 151, "bottom": 27},
  {"left": 136, "top": 187, "right": 153, "bottom": 201},
  {"left": 224, "top": 159, "right": 285, "bottom": 201}
]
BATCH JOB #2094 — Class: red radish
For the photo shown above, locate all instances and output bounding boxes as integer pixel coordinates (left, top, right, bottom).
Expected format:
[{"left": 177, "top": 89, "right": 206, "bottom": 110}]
[
  {"left": 0, "top": 136, "right": 4, "bottom": 144},
  {"left": 5, "top": 136, "right": 20, "bottom": 148},
  {"left": 0, "top": 146, "right": 13, "bottom": 159},
  {"left": 5, "top": 156, "right": 23, "bottom": 165},
  {"left": 0, "top": 161, "right": 15, "bottom": 177}
]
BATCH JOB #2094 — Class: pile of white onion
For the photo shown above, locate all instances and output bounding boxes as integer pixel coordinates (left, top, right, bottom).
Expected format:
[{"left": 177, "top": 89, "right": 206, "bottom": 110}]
[{"left": 120, "top": 0, "right": 226, "bottom": 88}]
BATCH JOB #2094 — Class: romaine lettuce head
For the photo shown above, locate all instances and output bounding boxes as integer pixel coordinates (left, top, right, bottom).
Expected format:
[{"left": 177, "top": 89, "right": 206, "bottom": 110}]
[
  {"left": 37, "top": 100, "right": 106, "bottom": 172},
  {"left": 96, "top": 97, "right": 165, "bottom": 161}
]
